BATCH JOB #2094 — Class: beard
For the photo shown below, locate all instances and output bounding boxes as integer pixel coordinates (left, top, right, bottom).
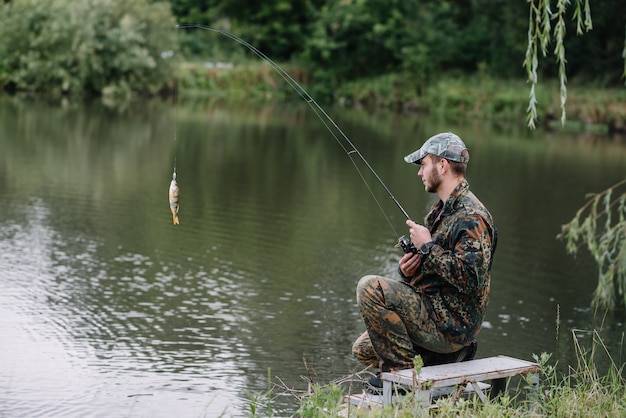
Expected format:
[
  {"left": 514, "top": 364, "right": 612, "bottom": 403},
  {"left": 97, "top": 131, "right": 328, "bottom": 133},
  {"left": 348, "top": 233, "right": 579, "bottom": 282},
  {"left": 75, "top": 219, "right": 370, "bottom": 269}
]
[{"left": 425, "top": 169, "right": 441, "bottom": 193}]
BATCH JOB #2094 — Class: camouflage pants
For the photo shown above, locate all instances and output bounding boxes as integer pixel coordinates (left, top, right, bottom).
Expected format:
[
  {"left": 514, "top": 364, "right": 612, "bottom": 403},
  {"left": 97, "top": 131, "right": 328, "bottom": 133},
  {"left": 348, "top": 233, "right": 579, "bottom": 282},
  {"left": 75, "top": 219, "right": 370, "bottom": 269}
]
[{"left": 352, "top": 275, "right": 462, "bottom": 371}]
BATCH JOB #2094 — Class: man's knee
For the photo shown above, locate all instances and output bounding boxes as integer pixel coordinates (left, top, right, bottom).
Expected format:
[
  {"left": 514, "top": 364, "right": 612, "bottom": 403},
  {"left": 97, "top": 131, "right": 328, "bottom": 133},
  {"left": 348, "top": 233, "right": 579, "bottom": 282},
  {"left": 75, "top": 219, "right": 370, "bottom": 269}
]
[
  {"left": 356, "top": 274, "right": 380, "bottom": 303},
  {"left": 351, "top": 337, "right": 366, "bottom": 360},
  {"left": 352, "top": 331, "right": 379, "bottom": 367}
]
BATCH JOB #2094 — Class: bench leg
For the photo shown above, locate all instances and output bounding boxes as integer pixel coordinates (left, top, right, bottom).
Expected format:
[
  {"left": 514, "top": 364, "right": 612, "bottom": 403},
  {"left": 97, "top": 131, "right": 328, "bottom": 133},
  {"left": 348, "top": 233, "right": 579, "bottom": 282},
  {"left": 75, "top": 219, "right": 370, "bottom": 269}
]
[
  {"left": 528, "top": 373, "right": 539, "bottom": 392},
  {"left": 526, "top": 373, "right": 541, "bottom": 413},
  {"left": 383, "top": 382, "right": 432, "bottom": 409},
  {"left": 413, "top": 389, "right": 432, "bottom": 409},
  {"left": 470, "top": 381, "right": 487, "bottom": 402},
  {"left": 382, "top": 380, "right": 392, "bottom": 406}
]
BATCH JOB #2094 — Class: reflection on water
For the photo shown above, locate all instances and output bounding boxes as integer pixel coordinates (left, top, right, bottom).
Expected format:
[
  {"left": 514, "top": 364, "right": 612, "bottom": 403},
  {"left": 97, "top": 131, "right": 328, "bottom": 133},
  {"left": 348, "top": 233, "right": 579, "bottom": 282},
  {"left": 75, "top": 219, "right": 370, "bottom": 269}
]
[{"left": 0, "top": 96, "right": 625, "bottom": 416}]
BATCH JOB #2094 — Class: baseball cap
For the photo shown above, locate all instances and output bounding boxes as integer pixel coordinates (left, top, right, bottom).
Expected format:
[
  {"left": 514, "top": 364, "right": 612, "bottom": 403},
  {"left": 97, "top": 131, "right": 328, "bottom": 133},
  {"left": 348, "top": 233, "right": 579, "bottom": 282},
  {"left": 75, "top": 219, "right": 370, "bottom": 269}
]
[{"left": 404, "top": 132, "right": 470, "bottom": 164}]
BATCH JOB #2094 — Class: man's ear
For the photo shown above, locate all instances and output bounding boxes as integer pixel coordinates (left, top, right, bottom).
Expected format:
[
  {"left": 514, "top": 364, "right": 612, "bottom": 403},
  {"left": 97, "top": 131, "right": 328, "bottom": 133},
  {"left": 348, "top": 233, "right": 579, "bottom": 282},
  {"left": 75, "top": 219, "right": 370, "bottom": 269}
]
[{"left": 439, "top": 158, "right": 449, "bottom": 174}]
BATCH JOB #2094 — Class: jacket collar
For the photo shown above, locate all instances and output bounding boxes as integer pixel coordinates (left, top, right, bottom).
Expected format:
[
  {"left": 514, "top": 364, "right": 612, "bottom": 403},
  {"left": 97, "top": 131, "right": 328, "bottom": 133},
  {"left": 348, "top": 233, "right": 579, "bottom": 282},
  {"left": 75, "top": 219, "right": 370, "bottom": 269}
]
[{"left": 426, "top": 179, "right": 469, "bottom": 225}]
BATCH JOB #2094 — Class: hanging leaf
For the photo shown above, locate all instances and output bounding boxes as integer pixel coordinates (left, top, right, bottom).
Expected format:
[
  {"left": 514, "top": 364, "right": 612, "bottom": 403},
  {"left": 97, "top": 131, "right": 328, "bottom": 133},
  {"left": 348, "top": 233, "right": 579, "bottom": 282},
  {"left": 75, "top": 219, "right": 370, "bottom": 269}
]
[{"left": 558, "top": 178, "right": 626, "bottom": 310}]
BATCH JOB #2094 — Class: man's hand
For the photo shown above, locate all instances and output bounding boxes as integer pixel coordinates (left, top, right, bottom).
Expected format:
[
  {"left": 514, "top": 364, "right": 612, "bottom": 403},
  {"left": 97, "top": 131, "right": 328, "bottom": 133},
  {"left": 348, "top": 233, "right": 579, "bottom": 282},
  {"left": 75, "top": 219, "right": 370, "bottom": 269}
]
[
  {"left": 406, "top": 219, "right": 432, "bottom": 247},
  {"left": 399, "top": 252, "right": 421, "bottom": 278}
]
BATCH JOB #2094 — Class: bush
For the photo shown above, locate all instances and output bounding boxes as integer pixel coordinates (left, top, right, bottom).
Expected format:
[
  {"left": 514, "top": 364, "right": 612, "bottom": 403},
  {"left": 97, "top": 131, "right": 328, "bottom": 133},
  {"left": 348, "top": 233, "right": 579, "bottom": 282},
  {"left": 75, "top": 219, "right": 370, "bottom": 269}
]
[{"left": 0, "top": 0, "right": 177, "bottom": 97}]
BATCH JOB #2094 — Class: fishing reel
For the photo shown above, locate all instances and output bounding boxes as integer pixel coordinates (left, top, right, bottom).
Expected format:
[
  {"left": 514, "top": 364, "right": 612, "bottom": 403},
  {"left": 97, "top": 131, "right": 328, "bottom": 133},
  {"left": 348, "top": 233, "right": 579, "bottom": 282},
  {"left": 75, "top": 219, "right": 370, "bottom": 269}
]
[{"left": 397, "top": 235, "right": 418, "bottom": 255}]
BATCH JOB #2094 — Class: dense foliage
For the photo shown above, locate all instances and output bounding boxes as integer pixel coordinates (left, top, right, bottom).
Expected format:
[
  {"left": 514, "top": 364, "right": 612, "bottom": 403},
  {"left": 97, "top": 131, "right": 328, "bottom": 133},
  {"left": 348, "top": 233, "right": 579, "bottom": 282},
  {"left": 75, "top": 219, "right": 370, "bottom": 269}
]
[
  {"left": 302, "top": 1, "right": 528, "bottom": 87},
  {"left": 0, "top": 0, "right": 624, "bottom": 97},
  {"left": 170, "top": 0, "right": 625, "bottom": 85},
  {"left": 0, "top": 0, "right": 177, "bottom": 97},
  {"left": 173, "top": 0, "right": 324, "bottom": 60}
]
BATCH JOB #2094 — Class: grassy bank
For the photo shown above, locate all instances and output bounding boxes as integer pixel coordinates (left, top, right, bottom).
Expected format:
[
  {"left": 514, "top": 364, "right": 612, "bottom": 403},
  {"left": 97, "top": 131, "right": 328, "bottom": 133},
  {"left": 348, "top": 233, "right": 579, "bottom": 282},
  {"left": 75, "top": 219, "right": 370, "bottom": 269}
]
[
  {"left": 246, "top": 331, "right": 625, "bottom": 417},
  {"left": 177, "top": 61, "right": 626, "bottom": 134}
]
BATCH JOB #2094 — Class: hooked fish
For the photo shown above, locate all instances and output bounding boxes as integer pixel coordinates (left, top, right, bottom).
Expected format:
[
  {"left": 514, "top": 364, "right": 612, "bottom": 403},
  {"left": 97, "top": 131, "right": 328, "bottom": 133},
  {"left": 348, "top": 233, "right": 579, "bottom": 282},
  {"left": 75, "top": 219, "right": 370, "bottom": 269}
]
[{"left": 169, "top": 172, "right": 180, "bottom": 225}]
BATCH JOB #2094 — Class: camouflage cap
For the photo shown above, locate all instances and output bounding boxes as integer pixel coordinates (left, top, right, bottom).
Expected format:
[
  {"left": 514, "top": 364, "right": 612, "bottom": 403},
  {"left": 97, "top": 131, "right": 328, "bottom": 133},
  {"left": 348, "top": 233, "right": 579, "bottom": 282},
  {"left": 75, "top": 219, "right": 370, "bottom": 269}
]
[{"left": 404, "top": 132, "right": 469, "bottom": 164}]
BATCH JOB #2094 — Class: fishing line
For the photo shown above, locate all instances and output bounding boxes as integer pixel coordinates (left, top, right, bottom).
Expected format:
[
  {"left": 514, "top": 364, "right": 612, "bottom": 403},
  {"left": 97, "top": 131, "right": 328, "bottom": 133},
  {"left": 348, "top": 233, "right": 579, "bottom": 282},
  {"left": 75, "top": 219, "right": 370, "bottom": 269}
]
[
  {"left": 173, "top": 28, "right": 179, "bottom": 179},
  {"left": 168, "top": 33, "right": 181, "bottom": 226},
  {"left": 176, "top": 24, "right": 415, "bottom": 246}
]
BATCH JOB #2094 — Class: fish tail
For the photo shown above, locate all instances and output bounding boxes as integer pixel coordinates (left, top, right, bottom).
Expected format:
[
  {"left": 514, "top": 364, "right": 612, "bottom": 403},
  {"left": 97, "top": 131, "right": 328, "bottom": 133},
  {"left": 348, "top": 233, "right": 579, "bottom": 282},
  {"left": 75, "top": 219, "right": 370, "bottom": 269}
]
[{"left": 173, "top": 215, "right": 180, "bottom": 225}]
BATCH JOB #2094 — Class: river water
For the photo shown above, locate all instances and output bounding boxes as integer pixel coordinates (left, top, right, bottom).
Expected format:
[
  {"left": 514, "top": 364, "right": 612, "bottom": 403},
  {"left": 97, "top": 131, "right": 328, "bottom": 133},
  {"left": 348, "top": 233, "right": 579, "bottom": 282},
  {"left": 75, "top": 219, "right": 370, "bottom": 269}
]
[{"left": 1, "top": 95, "right": 625, "bottom": 417}]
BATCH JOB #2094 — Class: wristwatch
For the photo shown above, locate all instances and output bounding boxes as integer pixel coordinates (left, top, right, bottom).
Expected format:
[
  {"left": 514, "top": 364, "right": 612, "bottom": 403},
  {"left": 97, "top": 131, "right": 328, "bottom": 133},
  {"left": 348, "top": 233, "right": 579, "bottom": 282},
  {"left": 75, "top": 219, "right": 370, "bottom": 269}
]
[{"left": 419, "top": 241, "right": 435, "bottom": 255}]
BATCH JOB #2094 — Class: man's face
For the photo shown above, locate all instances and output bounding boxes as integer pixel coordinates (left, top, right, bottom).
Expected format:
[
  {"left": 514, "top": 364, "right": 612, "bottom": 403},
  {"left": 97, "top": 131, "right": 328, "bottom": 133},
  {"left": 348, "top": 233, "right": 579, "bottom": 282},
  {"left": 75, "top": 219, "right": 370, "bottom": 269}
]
[{"left": 418, "top": 155, "right": 442, "bottom": 193}]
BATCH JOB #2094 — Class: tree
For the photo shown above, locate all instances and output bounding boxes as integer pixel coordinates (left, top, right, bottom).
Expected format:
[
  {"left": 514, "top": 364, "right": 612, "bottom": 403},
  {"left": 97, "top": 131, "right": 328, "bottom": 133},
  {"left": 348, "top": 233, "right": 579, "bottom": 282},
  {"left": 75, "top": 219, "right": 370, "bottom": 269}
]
[
  {"left": 301, "top": 0, "right": 447, "bottom": 96},
  {"left": 300, "top": 0, "right": 534, "bottom": 96},
  {"left": 558, "top": 179, "right": 626, "bottom": 310},
  {"left": 531, "top": 1, "right": 626, "bottom": 310},
  {"left": 0, "top": 0, "right": 177, "bottom": 97},
  {"left": 524, "top": 0, "right": 626, "bottom": 129},
  {"left": 171, "top": 0, "right": 324, "bottom": 61}
]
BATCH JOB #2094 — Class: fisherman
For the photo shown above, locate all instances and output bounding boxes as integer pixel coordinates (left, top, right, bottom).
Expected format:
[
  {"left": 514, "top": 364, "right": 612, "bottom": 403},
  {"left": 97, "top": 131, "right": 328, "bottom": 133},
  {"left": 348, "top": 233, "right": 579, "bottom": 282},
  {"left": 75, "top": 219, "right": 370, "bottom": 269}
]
[{"left": 352, "top": 132, "right": 497, "bottom": 387}]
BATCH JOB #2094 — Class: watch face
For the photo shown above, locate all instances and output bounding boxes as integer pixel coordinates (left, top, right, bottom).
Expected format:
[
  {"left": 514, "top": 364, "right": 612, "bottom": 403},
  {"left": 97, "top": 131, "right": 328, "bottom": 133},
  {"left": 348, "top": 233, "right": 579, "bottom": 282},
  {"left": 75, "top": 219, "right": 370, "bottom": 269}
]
[{"left": 420, "top": 242, "right": 433, "bottom": 255}]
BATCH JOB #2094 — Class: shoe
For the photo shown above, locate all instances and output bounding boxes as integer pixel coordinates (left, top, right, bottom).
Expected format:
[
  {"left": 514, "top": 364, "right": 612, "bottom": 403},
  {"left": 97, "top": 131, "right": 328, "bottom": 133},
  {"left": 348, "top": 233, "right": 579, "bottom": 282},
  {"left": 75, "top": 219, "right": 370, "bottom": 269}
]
[
  {"left": 368, "top": 374, "right": 383, "bottom": 388},
  {"left": 364, "top": 373, "right": 383, "bottom": 394}
]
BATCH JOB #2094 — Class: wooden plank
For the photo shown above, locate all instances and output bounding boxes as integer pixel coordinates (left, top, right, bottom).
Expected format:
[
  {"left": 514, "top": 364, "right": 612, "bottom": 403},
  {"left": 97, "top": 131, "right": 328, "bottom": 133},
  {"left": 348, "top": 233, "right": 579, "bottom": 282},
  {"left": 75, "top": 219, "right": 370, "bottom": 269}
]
[{"left": 381, "top": 356, "right": 539, "bottom": 389}]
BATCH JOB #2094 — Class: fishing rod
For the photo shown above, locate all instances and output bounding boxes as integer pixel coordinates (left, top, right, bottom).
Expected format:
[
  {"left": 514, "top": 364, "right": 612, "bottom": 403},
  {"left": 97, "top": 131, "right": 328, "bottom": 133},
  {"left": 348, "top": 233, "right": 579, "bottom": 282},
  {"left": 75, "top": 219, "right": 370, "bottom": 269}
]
[{"left": 176, "top": 24, "right": 417, "bottom": 254}]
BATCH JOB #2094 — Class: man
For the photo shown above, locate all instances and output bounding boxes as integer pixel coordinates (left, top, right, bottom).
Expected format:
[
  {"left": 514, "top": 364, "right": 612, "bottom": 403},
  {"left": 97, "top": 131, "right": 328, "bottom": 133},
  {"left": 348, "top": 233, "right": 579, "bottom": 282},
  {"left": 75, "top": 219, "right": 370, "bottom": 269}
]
[{"left": 352, "top": 132, "right": 497, "bottom": 376}]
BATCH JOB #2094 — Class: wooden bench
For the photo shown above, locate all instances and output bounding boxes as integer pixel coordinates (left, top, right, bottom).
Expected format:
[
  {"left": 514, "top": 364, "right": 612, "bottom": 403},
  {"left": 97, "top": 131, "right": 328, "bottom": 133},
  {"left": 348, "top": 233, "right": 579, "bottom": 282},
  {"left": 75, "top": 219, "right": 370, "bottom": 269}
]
[
  {"left": 381, "top": 355, "right": 540, "bottom": 407},
  {"left": 347, "top": 355, "right": 540, "bottom": 410}
]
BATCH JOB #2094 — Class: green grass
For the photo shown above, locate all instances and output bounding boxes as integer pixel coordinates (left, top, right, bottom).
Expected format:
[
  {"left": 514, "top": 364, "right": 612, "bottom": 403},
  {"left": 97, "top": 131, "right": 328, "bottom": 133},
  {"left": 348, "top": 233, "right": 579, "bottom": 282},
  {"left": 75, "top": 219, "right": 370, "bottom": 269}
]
[
  {"left": 176, "top": 61, "right": 626, "bottom": 133},
  {"left": 245, "top": 330, "right": 625, "bottom": 417}
]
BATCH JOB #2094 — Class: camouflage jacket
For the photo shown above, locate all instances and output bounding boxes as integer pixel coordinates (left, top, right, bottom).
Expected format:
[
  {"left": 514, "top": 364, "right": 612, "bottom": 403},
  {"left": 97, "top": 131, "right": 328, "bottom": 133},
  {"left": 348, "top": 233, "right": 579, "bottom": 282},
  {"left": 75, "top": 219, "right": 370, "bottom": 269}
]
[{"left": 406, "top": 179, "right": 497, "bottom": 346}]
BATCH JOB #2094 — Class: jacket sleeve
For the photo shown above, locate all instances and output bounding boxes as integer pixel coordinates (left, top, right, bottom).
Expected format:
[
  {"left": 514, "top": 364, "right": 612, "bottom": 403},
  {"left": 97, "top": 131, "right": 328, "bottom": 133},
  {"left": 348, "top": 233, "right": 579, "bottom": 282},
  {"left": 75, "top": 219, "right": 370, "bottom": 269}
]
[{"left": 421, "top": 214, "right": 494, "bottom": 294}]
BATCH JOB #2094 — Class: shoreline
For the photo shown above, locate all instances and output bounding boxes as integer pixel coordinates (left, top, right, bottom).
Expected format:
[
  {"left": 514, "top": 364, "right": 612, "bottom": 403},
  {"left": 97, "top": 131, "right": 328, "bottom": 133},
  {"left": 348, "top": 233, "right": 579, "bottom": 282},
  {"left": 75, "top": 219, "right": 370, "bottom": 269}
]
[{"left": 177, "top": 62, "right": 626, "bottom": 135}]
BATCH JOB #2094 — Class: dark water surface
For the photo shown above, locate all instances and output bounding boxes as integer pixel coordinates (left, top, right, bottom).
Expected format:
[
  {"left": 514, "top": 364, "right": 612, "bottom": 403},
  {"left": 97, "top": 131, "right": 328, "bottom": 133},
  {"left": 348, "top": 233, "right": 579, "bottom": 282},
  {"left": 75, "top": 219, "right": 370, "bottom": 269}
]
[{"left": 1, "top": 96, "right": 625, "bottom": 417}]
